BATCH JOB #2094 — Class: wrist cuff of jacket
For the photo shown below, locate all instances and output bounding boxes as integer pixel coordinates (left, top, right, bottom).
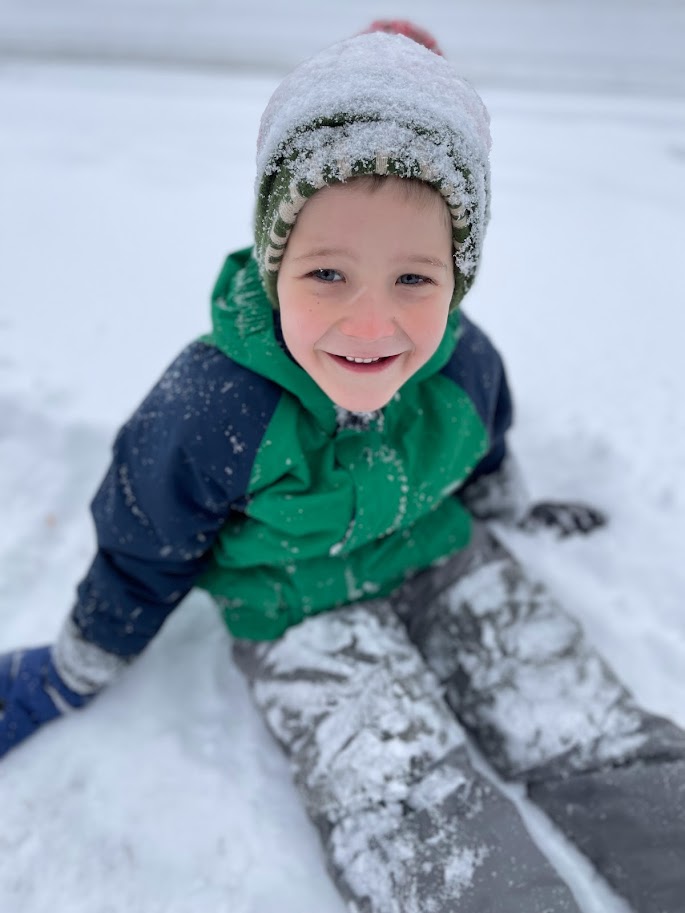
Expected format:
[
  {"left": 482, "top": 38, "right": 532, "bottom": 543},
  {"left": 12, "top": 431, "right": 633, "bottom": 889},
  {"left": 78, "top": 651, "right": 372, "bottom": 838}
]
[
  {"left": 53, "top": 618, "right": 133, "bottom": 696},
  {"left": 459, "top": 453, "right": 530, "bottom": 525}
]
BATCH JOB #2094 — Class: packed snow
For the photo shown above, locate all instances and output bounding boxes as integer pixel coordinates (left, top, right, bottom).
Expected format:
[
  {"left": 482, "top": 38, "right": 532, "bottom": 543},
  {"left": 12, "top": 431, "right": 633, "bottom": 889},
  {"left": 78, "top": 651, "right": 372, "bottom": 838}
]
[{"left": 1, "top": 4, "right": 685, "bottom": 911}]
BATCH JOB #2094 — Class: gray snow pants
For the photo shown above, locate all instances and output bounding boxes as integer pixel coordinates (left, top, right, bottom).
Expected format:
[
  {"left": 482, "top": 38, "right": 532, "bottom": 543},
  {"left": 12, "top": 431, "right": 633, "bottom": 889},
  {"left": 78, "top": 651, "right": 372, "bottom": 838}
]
[{"left": 233, "top": 524, "right": 685, "bottom": 913}]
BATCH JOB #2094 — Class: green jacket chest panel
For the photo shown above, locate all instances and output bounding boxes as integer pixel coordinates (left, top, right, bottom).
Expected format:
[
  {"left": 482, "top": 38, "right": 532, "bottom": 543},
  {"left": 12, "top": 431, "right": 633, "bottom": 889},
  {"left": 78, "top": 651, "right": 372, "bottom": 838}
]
[
  {"left": 198, "top": 248, "right": 489, "bottom": 639},
  {"left": 200, "top": 374, "right": 487, "bottom": 639}
]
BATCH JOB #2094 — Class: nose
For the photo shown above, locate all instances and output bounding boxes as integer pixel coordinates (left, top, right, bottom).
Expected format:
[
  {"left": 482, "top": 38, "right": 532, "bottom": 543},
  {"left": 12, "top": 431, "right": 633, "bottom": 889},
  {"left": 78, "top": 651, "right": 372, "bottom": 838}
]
[{"left": 337, "top": 289, "right": 396, "bottom": 341}]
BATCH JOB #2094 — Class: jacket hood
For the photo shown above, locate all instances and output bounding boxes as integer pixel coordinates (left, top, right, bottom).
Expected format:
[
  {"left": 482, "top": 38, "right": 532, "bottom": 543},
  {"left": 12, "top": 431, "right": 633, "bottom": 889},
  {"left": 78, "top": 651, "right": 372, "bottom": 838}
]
[{"left": 205, "top": 248, "right": 461, "bottom": 432}]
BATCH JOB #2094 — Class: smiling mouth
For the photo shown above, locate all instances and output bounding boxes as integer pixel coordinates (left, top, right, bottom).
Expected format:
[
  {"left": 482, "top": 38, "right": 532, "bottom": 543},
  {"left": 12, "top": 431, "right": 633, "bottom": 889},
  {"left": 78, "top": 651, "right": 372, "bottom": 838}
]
[{"left": 328, "top": 353, "right": 401, "bottom": 373}]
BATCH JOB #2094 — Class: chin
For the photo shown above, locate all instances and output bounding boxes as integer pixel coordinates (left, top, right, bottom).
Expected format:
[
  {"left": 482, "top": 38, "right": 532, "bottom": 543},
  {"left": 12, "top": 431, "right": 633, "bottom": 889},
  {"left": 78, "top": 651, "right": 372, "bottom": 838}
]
[{"left": 331, "top": 390, "right": 396, "bottom": 413}]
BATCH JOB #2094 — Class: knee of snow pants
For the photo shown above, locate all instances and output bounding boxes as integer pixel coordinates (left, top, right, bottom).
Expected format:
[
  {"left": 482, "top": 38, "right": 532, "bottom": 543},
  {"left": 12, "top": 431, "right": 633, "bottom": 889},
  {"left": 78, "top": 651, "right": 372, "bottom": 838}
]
[
  {"left": 393, "top": 523, "right": 685, "bottom": 913},
  {"left": 233, "top": 600, "right": 581, "bottom": 913}
]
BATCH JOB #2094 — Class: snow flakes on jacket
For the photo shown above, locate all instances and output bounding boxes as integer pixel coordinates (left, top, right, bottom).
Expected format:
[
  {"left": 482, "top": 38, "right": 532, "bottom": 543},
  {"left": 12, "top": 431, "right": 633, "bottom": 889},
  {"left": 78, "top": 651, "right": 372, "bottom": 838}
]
[{"left": 69, "top": 247, "right": 513, "bottom": 649}]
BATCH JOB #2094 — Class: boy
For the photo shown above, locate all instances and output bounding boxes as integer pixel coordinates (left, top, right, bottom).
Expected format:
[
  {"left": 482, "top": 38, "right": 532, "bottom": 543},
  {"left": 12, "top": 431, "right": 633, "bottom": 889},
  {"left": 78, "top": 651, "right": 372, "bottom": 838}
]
[{"left": 1, "top": 30, "right": 684, "bottom": 913}]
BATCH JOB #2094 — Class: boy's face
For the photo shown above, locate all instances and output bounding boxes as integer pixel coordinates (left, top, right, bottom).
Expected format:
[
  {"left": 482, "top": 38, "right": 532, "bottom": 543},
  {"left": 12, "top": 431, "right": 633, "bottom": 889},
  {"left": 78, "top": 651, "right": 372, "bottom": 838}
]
[{"left": 277, "top": 178, "right": 454, "bottom": 412}]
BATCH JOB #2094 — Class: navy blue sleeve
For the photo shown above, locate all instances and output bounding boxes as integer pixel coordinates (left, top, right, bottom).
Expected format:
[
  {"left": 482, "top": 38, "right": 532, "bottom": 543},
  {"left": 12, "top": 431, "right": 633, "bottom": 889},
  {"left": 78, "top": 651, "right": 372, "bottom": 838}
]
[
  {"left": 441, "top": 312, "right": 514, "bottom": 482},
  {"left": 71, "top": 341, "right": 281, "bottom": 658}
]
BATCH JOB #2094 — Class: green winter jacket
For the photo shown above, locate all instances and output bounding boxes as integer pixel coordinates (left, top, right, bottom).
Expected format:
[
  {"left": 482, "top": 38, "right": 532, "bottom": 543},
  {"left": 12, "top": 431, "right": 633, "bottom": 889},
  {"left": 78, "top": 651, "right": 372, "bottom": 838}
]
[{"left": 197, "top": 249, "right": 492, "bottom": 639}]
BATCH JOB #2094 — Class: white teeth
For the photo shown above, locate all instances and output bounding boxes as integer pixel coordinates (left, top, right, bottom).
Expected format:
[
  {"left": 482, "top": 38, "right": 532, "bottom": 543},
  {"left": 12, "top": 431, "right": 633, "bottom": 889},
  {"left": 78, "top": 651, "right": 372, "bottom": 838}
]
[{"left": 344, "top": 356, "right": 382, "bottom": 364}]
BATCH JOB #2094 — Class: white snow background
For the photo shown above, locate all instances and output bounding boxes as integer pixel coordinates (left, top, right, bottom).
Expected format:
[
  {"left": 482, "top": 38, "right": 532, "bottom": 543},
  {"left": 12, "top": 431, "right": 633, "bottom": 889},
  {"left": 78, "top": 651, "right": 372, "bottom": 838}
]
[{"left": 1, "top": 2, "right": 684, "bottom": 911}]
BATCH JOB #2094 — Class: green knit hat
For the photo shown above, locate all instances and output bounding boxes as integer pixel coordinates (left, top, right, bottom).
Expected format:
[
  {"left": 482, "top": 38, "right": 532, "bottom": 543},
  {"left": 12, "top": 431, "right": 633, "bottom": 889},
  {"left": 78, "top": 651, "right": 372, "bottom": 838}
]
[{"left": 254, "top": 32, "right": 492, "bottom": 311}]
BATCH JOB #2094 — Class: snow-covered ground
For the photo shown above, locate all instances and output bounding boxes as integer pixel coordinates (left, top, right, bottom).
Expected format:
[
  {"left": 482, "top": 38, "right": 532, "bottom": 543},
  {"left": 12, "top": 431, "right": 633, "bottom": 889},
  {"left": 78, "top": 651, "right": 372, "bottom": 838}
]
[
  {"left": 1, "top": 0, "right": 684, "bottom": 98},
  {"left": 1, "top": 4, "right": 685, "bottom": 911}
]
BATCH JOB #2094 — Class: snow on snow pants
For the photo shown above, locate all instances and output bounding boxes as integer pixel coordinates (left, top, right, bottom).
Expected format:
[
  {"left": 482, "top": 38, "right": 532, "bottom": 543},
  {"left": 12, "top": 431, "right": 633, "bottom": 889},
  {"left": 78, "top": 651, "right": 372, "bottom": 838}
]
[{"left": 233, "top": 524, "right": 685, "bottom": 913}]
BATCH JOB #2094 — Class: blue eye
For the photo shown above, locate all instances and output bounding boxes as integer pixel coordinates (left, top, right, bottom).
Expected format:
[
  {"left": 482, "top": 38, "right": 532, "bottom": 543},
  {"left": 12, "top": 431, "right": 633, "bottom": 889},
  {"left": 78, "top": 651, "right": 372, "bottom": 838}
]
[
  {"left": 311, "top": 269, "right": 343, "bottom": 282},
  {"left": 398, "top": 274, "right": 429, "bottom": 285}
]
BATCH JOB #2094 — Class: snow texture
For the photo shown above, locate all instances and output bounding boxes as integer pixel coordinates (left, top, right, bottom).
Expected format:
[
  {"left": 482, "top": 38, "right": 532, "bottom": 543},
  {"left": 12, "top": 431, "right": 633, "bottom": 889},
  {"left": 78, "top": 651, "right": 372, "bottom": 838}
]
[
  {"left": 235, "top": 600, "right": 581, "bottom": 912},
  {"left": 1, "top": 3, "right": 685, "bottom": 911},
  {"left": 395, "top": 527, "right": 655, "bottom": 781}
]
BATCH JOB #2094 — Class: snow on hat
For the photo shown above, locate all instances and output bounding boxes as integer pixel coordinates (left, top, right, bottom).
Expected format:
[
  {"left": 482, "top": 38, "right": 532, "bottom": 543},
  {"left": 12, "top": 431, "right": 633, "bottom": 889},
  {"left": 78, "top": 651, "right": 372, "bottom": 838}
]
[
  {"left": 360, "top": 19, "right": 444, "bottom": 56},
  {"left": 254, "top": 32, "right": 491, "bottom": 310}
]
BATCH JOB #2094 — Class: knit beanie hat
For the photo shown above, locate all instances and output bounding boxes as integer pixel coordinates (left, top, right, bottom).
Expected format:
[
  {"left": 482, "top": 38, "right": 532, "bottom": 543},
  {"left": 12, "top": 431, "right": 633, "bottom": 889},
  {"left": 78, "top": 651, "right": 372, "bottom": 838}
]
[{"left": 254, "top": 32, "right": 491, "bottom": 311}]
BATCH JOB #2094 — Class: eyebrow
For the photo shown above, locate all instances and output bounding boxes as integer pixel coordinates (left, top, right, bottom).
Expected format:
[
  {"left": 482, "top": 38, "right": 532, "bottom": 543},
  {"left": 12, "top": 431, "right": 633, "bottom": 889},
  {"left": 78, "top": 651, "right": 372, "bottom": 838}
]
[
  {"left": 292, "top": 249, "right": 450, "bottom": 270},
  {"left": 291, "top": 247, "right": 354, "bottom": 262},
  {"left": 403, "top": 255, "right": 450, "bottom": 271}
]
